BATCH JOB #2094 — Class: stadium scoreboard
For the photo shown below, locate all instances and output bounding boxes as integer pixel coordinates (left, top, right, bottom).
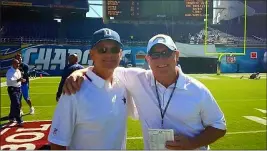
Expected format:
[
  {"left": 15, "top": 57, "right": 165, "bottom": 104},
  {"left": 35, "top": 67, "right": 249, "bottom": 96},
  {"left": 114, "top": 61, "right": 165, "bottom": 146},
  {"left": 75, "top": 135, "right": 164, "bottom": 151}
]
[{"left": 103, "top": 0, "right": 213, "bottom": 21}]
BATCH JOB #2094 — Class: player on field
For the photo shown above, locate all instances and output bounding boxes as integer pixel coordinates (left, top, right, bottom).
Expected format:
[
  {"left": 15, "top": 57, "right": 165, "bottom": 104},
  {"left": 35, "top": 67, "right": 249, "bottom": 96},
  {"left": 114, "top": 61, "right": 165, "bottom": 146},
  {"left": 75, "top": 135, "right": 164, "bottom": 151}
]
[
  {"left": 15, "top": 53, "right": 34, "bottom": 115},
  {"left": 240, "top": 72, "right": 261, "bottom": 80},
  {"left": 249, "top": 72, "right": 261, "bottom": 79}
]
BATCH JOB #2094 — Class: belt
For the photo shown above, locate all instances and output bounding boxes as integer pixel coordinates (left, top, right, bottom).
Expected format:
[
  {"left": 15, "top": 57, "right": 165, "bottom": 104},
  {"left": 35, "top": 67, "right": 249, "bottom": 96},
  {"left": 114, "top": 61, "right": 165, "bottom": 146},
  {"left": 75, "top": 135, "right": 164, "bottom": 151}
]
[{"left": 8, "top": 86, "right": 21, "bottom": 89}]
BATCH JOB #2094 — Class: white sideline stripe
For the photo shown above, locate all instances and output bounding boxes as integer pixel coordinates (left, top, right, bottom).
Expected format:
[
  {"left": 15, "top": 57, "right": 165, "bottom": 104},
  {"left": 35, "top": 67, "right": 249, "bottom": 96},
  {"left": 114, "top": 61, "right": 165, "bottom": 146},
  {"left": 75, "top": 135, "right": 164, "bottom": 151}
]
[
  {"left": 126, "top": 130, "right": 267, "bottom": 140},
  {"left": 243, "top": 116, "right": 267, "bottom": 125},
  {"left": 23, "top": 120, "right": 52, "bottom": 122},
  {"left": 0, "top": 78, "right": 41, "bottom": 87},
  {"left": 254, "top": 108, "right": 267, "bottom": 114}
]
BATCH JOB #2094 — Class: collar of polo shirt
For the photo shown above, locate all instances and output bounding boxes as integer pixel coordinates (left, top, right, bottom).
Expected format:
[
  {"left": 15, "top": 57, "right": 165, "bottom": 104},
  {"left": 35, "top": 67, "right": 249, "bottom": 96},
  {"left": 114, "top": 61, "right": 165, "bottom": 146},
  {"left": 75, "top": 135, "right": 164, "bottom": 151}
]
[
  {"left": 85, "top": 69, "right": 119, "bottom": 88},
  {"left": 11, "top": 67, "right": 16, "bottom": 71},
  {"left": 150, "top": 67, "right": 188, "bottom": 90}
]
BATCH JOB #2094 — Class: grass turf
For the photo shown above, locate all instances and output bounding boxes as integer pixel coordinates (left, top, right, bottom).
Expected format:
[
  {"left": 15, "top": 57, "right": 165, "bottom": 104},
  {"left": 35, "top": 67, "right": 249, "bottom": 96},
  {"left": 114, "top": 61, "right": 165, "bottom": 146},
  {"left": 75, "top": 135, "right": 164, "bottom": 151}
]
[{"left": 1, "top": 74, "right": 266, "bottom": 149}]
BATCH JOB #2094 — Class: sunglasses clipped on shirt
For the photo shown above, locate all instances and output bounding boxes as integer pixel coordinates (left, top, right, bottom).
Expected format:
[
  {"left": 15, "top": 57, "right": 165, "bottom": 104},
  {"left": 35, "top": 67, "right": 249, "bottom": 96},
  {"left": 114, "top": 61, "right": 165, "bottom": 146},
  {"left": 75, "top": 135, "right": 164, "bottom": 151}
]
[
  {"left": 97, "top": 47, "right": 121, "bottom": 54},
  {"left": 148, "top": 49, "right": 174, "bottom": 59}
]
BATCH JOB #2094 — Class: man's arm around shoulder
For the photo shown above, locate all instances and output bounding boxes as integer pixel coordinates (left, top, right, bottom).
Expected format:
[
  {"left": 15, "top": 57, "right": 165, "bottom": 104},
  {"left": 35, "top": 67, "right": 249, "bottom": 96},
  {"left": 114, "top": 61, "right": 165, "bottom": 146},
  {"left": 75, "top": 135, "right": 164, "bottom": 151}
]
[{"left": 193, "top": 86, "right": 226, "bottom": 148}]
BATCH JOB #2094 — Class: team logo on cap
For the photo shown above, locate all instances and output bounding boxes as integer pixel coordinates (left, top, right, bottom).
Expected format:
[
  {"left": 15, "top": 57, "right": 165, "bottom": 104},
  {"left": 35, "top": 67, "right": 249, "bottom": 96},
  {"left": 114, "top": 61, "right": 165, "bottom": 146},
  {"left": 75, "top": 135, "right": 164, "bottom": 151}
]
[
  {"left": 153, "top": 37, "right": 166, "bottom": 43},
  {"left": 104, "top": 29, "right": 112, "bottom": 36},
  {"left": 122, "top": 97, "right": 126, "bottom": 104}
]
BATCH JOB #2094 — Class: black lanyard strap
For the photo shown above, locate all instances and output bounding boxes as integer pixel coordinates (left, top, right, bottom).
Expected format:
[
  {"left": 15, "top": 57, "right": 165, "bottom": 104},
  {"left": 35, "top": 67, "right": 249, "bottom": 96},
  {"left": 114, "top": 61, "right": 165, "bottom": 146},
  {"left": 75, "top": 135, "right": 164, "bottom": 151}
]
[
  {"left": 154, "top": 79, "right": 177, "bottom": 128},
  {"left": 84, "top": 74, "right": 92, "bottom": 82}
]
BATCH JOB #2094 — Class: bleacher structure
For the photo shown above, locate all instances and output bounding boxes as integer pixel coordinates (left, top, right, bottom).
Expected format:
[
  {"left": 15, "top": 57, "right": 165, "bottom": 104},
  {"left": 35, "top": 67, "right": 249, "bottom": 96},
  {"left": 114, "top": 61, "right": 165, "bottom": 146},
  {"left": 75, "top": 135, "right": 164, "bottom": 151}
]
[
  {"left": 1, "top": 0, "right": 266, "bottom": 45},
  {"left": 0, "top": 0, "right": 266, "bottom": 75}
]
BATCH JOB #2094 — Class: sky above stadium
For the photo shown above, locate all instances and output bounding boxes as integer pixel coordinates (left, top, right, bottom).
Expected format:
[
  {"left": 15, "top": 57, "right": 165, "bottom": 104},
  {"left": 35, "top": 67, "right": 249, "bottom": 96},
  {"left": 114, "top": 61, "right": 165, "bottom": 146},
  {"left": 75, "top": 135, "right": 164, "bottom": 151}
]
[{"left": 86, "top": 0, "right": 103, "bottom": 18}]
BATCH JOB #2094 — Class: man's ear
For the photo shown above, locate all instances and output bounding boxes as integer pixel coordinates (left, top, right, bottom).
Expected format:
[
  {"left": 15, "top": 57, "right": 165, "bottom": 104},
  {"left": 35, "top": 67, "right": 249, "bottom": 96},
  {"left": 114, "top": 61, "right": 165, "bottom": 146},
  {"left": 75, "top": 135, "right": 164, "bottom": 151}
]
[
  {"left": 145, "top": 55, "right": 150, "bottom": 64},
  {"left": 175, "top": 51, "right": 179, "bottom": 62},
  {"left": 89, "top": 49, "right": 94, "bottom": 60},
  {"left": 119, "top": 49, "right": 123, "bottom": 60}
]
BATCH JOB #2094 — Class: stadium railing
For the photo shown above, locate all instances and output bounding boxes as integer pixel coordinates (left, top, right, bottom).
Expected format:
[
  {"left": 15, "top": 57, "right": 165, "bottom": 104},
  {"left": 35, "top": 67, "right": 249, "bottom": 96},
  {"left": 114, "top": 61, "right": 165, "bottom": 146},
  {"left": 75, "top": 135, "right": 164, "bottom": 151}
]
[{"left": 0, "top": 36, "right": 265, "bottom": 46}]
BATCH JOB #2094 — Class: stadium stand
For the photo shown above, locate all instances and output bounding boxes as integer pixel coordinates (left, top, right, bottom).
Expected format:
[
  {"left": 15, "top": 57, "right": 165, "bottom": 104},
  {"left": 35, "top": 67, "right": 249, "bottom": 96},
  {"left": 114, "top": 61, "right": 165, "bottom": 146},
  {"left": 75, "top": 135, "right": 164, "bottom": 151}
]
[{"left": 0, "top": 0, "right": 266, "bottom": 45}]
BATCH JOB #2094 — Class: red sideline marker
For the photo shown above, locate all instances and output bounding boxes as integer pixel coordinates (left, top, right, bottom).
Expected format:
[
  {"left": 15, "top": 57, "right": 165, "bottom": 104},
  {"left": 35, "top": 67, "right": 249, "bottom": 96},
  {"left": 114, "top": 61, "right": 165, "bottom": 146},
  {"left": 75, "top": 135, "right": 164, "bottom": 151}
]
[{"left": 1, "top": 121, "right": 51, "bottom": 150}]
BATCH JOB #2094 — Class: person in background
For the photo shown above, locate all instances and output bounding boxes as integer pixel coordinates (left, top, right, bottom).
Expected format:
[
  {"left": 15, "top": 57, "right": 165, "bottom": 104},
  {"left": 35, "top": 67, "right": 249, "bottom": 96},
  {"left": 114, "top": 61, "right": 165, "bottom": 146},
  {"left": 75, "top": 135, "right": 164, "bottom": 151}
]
[
  {"left": 15, "top": 53, "right": 34, "bottom": 115},
  {"left": 56, "top": 53, "right": 84, "bottom": 102},
  {"left": 240, "top": 72, "right": 261, "bottom": 80},
  {"left": 30, "top": 65, "right": 37, "bottom": 78},
  {"left": 6, "top": 59, "right": 25, "bottom": 126},
  {"left": 249, "top": 72, "right": 261, "bottom": 79}
]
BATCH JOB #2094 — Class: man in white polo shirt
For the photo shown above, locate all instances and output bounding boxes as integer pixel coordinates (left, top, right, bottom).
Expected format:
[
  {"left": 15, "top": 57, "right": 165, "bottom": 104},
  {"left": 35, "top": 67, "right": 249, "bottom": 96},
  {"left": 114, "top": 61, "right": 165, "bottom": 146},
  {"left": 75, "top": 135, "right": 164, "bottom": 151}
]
[
  {"left": 6, "top": 59, "right": 25, "bottom": 126},
  {"left": 63, "top": 34, "right": 226, "bottom": 150},
  {"left": 48, "top": 28, "right": 137, "bottom": 150}
]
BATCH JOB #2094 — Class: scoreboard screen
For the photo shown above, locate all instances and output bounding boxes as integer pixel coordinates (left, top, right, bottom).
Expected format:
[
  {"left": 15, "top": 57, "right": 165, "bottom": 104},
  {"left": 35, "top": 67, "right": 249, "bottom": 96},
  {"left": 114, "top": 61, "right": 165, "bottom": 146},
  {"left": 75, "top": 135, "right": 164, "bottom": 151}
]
[{"left": 103, "top": 0, "right": 213, "bottom": 21}]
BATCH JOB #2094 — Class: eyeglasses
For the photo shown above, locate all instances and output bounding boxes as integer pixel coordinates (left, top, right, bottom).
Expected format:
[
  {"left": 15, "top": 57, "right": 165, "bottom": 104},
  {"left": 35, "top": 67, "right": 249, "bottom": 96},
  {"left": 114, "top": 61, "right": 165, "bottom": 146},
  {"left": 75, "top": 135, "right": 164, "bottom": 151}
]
[
  {"left": 97, "top": 47, "right": 121, "bottom": 54},
  {"left": 148, "top": 50, "right": 174, "bottom": 59}
]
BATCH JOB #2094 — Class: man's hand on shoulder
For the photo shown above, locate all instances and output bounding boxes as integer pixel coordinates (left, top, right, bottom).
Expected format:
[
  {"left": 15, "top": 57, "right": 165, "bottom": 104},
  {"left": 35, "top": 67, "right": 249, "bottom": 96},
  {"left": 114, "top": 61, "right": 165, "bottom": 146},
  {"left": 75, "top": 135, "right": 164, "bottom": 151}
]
[{"left": 62, "top": 68, "right": 87, "bottom": 95}]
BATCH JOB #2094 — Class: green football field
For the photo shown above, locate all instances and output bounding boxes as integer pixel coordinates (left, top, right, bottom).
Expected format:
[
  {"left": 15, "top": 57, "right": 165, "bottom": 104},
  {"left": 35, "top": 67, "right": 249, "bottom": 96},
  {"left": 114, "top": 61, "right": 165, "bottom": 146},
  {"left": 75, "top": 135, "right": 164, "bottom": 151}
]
[{"left": 1, "top": 74, "right": 266, "bottom": 149}]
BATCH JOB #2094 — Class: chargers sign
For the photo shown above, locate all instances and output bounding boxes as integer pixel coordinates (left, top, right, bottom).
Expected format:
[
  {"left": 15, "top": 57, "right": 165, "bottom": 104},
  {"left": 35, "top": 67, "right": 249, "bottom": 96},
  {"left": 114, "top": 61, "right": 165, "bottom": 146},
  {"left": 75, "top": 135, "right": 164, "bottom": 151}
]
[
  {"left": 1, "top": 44, "right": 149, "bottom": 76},
  {"left": 21, "top": 44, "right": 93, "bottom": 76},
  {"left": 0, "top": 44, "right": 92, "bottom": 76}
]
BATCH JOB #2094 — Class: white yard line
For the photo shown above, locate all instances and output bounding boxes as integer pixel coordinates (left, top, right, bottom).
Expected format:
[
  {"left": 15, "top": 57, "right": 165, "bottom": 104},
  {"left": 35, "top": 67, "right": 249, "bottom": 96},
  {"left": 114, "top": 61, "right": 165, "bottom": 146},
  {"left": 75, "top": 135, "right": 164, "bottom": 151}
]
[
  {"left": 0, "top": 98, "right": 265, "bottom": 108},
  {"left": 127, "top": 136, "right": 143, "bottom": 140},
  {"left": 32, "top": 82, "right": 59, "bottom": 84},
  {"left": 38, "top": 77, "right": 60, "bottom": 79},
  {"left": 227, "top": 130, "right": 267, "bottom": 134},
  {"left": 243, "top": 116, "right": 267, "bottom": 126},
  {"left": 254, "top": 108, "right": 267, "bottom": 114},
  {"left": 1, "top": 93, "right": 55, "bottom": 96},
  {"left": 0, "top": 78, "right": 41, "bottom": 88},
  {"left": 126, "top": 130, "right": 267, "bottom": 140},
  {"left": 1, "top": 120, "right": 266, "bottom": 139},
  {"left": 1, "top": 105, "right": 56, "bottom": 109}
]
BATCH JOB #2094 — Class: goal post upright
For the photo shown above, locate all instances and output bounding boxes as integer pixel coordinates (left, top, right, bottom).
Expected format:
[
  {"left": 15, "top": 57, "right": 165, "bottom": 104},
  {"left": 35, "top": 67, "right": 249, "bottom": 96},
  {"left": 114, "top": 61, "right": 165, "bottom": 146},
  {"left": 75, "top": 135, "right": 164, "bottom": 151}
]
[{"left": 204, "top": 0, "right": 247, "bottom": 75}]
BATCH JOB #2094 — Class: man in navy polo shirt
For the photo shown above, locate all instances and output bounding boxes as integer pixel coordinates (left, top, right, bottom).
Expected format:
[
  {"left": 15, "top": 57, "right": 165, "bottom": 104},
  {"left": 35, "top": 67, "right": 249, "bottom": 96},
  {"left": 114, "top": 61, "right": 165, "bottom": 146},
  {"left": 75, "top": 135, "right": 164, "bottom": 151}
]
[
  {"left": 56, "top": 53, "right": 84, "bottom": 102},
  {"left": 49, "top": 28, "right": 137, "bottom": 149}
]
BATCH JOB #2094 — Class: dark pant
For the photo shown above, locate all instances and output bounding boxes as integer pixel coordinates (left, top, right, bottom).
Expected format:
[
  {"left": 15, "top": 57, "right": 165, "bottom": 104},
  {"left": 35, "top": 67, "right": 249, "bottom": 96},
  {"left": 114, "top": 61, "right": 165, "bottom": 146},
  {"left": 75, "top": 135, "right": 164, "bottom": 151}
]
[{"left": 7, "top": 86, "right": 22, "bottom": 123}]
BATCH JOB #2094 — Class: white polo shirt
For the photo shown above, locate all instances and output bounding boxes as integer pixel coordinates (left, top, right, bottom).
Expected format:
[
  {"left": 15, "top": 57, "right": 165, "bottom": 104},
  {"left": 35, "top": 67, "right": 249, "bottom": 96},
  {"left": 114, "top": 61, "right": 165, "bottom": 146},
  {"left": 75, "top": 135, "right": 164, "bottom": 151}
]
[
  {"left": 115, "top": 67, "right": 226, "bottom": 150},
  {"left": 6, "top": 67, "right": 21, "bottom": 87},
  {"left": 48, "top": 69, "right": 136, "bottom": 149}
]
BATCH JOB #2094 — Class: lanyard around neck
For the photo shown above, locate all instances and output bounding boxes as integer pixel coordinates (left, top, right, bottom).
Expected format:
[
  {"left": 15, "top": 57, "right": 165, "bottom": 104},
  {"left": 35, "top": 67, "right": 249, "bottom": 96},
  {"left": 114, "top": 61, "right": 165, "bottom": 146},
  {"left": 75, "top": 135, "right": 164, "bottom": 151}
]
[{"left": 154, "top": 78, "right": 177, "bottom": 128}]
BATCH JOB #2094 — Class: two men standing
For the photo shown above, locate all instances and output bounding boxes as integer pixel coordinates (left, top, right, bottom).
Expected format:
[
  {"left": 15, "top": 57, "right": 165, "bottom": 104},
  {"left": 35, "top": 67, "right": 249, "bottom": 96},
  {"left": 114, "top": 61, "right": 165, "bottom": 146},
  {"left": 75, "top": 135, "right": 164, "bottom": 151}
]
[
  {"left": 15, "top": 53, "right": 35, "bottom": 115},
  {"left": 50, "top": 28, "right": 226, "bottom": 150}
]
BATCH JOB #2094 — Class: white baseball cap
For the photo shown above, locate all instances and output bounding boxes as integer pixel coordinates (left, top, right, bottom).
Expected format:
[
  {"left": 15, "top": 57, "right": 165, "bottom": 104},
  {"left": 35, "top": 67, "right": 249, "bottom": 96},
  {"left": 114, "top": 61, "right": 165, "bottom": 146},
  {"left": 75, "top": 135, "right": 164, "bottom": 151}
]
[{"left": 147, "top": 34, "right": 178, "bottom": 53}]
